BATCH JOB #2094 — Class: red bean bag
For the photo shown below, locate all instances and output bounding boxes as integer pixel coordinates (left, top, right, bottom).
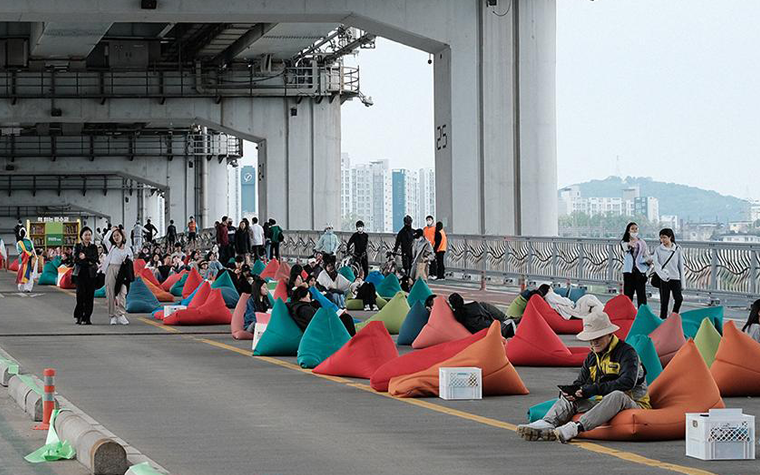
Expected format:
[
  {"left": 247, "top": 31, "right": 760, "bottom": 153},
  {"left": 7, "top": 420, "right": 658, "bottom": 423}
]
[
  {"left": 412, "top": 296, "right": 471, "bottom": 349},
  {"left": 9, "top": 259, "right": 19, "bottom": 272},
  {"left": 577, "top": 340, "right": 724, "bottom": 441},
  {"left": 133, "top": 259, "right": 147, "bottom": 278},
  {"left": 506, "top": 298, "right": 589, "bottom": 366},
  {"left": 604, "top": 295, "right": 637, "bottom": 323},
  {"left": 164, "top": 288, "right": 231, "bottom": 326},
  {"left": 370, "top": 330, "right": 488, "bottom": 392},
  {"left": 273, "top": 280, "right": 289, "bottom": 302},
  {"left": 529, "top": 295, "right": 583, "bottom": 334},
  {"left": 259, "top": 259, "right": 280, "bottom": 280},
  {"left": 649, "top": 313, "right": 686, "bottom": 366},
  {"left": 313, "top": 322, "right": 398, "bottom": 378},
  {"left": 711, "top": 321, "right": 760, "bottom": 396},
  {"left": 139, "top": 268, "right": 161, "bottom": 288},
  {"left": 161, "top": 270, "right": 187, "bottom": 292},
  {"left": 155, "top": 281, "right": 211, "bottom": 321},
  {"left": 231, "top": 293, "right": 254, "bottom": 340},
  {"left": 58, "top": 268, "right": 76, "bottom": 289},
  {"left": 182, "top": 268, "right": 203, "bottom": 299},
  {"left": 389, "top": 321, "right": 529, "bottom": 397},
  {"left": 274, "top": 261, "right": 291, "bottom": 283},
  {"left": 144, "top": 278, "right": 175, "bottom": 302}
]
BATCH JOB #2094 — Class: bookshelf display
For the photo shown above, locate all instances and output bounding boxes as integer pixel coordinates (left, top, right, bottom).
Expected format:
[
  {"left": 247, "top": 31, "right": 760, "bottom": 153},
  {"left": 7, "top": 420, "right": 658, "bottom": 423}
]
[{"left": 27, "top": 219, "right": 80, "bottom": 250}]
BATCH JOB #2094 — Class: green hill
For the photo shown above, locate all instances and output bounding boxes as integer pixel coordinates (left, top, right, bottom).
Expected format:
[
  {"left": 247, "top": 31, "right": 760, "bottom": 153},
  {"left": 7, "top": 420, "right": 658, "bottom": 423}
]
[{"left": 567, "top": 176, "right": 749, "bottom": 222}]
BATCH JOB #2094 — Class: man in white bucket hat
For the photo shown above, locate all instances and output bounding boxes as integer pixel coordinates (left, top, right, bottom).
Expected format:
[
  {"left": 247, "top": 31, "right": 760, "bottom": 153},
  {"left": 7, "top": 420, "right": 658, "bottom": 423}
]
[{"left": 517, "top": 310, "right": 650, "bottom": 443}]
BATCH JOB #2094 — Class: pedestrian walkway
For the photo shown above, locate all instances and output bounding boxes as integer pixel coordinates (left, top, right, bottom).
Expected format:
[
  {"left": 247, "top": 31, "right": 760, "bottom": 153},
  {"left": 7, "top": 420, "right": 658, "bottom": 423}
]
[{"left": 0, "top": 271, "right": 754, "bottom": 475}]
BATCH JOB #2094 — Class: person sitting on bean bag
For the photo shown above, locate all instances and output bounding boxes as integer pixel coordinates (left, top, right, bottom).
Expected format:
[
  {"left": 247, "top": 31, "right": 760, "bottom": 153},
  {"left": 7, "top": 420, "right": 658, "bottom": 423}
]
[
  {"left": 506, "top": 284, "right": 551, "bottom": 320},
  {"left": 244, "top": 277, "right": 271, "bottom": 333},
  {"left": 448, "top": 293, "right": 517, "bottom": 339},
  {"left": 288, "top": 286, "right": 355, "bottom": 336},
  {"left": 517, "top": 310, "right": 650, "bottom": 443}
]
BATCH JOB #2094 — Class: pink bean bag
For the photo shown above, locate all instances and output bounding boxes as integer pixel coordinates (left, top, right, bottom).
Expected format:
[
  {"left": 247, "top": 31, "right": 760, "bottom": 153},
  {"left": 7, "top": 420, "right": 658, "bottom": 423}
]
[
  {"left": 164, "top": 288, "right": 231, "bottom": 326},
  {"left": 411, "top": 295, "right": 471, "bottom": 349},
  {"left": 314, "top": 322, "right": 399, "bottom": 378}
]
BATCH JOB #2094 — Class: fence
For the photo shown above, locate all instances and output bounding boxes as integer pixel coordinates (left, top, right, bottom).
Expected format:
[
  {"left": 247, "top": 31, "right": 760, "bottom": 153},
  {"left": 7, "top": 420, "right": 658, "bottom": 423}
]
[{"left": 177, "top": 229, "right": 758, "bottom": 304}]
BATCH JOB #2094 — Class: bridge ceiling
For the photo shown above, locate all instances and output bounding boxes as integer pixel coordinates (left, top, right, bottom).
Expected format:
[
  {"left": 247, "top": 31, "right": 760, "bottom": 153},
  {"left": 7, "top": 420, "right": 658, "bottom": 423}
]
[
  {"left": 234, "top": 23, "right": 338, "bottom": 60},
  {"left": 30, "top": 22, "right": 112, "bottom": 59}
]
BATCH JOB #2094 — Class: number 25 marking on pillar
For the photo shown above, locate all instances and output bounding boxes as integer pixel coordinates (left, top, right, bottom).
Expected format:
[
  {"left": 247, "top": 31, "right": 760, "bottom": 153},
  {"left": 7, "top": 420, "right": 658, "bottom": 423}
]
[{"left": 436, "top": 125, "right": 448, "bottom": 150}]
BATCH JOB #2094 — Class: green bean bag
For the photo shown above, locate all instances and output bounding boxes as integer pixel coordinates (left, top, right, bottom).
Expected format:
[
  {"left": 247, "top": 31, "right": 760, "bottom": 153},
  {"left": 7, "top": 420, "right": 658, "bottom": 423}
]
[
  {"left": 170, "top": 273, "right": 188, "bottom": 297},
  {"left": 38, "top": 261, "right": 59, "bottom": 285},
  {"left": 296, "top": 307, "right": 351, "bottom": 369},
  {"left": 94, "top": 285, "right": 106, "bottom": 298},
  {"left": 338, "top": 266, "right": 356, "bottom": 283},
  {"left": 211, "top": 270, "right": 240, "bottom": 308},
  {"left": 397, "top": 301, "right": 430, "bottom": 346},
  {"left": 125, "top": 278, "right": 161, "bottom": 313},
  {"left": 252, "top": 260, "right": 266, "bottom": 276},
  {"left": 506, "top": 295, "right": 529, "bottom": 320},
  {"left": 625, "top": 304, "right": 663, "bottom": 342},
  {"left": 681, "top": 307, "right": 723, "bottom": 339},
  {"left": 626, "top": 334, "right": 663, "bottom": 384},
  {"left": 376, "top": 273, "right": 402, "bottom": 299},
  {"left": 253, "top": 299, "right": 303, "bottom": 356},
  {"left": 406, "top": 278, "right": 432, "bottom": 307},
  {"left": 694, "top": 318, "right": 722, "bottom": 368},
  {"left": 355, "top": 291, "right": 410, "bottom": 334}
]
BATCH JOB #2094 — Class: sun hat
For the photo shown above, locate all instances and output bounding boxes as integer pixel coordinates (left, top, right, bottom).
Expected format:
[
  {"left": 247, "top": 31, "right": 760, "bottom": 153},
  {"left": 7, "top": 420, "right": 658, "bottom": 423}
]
[{"left": 576, "top": 310, "right": 619, "bottom": 341}]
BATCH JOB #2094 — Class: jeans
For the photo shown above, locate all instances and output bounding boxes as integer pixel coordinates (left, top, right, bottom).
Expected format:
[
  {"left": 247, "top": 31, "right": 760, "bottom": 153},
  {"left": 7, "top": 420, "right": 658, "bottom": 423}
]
[
  {"left": 543, "top": 391, "right": 639, "bottom": 432},
  {"left": 325, "top": 290, "right": 345, "bottom": 309},
  {"left": 659, "top": 279, "right": 683, "bottom": 319}
]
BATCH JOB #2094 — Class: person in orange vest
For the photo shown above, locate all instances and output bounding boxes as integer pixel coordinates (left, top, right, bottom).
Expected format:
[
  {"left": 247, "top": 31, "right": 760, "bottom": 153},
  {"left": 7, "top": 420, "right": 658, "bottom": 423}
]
[
  {"left": 423, "top": 216, "right": 436, "bottom": 276},
  {"left": 431, "top": 221, "right": 448, "bottom": 280}
]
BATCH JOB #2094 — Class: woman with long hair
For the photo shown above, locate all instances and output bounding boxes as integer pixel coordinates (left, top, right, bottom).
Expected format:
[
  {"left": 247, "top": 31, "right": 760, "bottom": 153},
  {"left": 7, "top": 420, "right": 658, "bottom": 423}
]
[
  {"left": 742, "top": 299, "right": 760, "bottom": 343},
  {"left": 621, "top": 222, "right": 651, "bottom": 307},
  {"left": 102, "top": 226, "right": 134, "bottom": 325},
  {"left": 73, "top": 227, "right": 99, "bottom": 325},
  {"left": 652, "top": 228, "right": 685, "bottom": 319}
]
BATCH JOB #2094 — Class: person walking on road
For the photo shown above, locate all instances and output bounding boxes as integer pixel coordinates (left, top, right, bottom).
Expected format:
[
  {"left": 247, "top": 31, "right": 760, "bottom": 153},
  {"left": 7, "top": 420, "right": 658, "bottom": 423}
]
[
  {"left": 410, "top": 228, "right": 434, "bottom": 281},
  {"left": 131, "top": 221, "right": 145, "bottom": 253},
  {"left": 15, "top": 228, "right": 37, "bottom": 292},
  {"left": 216, "top": 217, "right": 230, "bottom": 264},
  {"left": 315, "top": 224, "right": 340, "bottom": 257},
  {"left": 432, "top": 221, "right": 447, "bottom": 280},
  {"left": 652, "top": 228, "right": 685, "bottom": 319},
  {"left": 269, "top": 219, "right": 284, "bottom": 261},
  {"left": 250, "top": 217, "right": 265, "bottom": 259},
  {"left": 143, "top": 218, "right": 158, "bottom": 243},
  {"left": 186, "top": 216, "right": 197, "bottom": 250},
  {"left": 347, "top": 220, "right": 369, "bottom": 278},
  {"left": 621, "top": 222, "right": 651, "bottom": 307},
  {"left": 102, "top": 227, "right": 134, "bottom": 325},
  {"left": 166, "top": 220, "right": 177, "bottom": 248},
  {"left": 235, "top": 219, "right": 252, "bottom": 257},
  {"left": 393, "top": 215, "right": 415, "bottom": 276},
  {"left": 73, "top": 227, "right": 99, "bottom": 325}
]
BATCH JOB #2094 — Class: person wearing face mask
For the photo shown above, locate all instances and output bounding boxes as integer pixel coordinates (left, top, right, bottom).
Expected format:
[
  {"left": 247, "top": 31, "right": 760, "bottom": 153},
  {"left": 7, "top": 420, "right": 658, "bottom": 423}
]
[
  {"left": 73, "top": 227, "right": 99, "bottom": 325},
  {"left": 315, "top": 224, "right": 340, "bottom": 257},
  {"left": 621, "top": 222, "right": 651, "bottom": 307},
  {"left": 653, "top": 228, "right": 685, "bottom": 319},
  {"left": 347, "top": 220, "right": 369, "bottom": 278},
  {"left": 422, "top": 215, "right": 436, "bottom": 275},
  {"left": 517, "top": 311, "right": 650, "bottom": 443}
]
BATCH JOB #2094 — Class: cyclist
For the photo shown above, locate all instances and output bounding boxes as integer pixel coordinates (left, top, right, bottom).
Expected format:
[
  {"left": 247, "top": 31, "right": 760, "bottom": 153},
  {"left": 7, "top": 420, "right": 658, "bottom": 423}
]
[{"left": 347, "top": 220, "right": 369, "bottom": 278}]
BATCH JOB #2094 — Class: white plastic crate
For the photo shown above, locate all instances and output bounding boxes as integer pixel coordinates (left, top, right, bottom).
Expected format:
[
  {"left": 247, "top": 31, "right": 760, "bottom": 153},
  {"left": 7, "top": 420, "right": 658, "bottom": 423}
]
[
  {"left": 163, "top": 305, "right": 186, "bottom": 317},
  {"left": 251, "top": 323, "right": 268, "bottom": 352},
  {"left": 686, "top": 409, "right": 755, "bottom": 460},
  {"left": 439, "top": 367, "right": 482, "bottom": 400}
]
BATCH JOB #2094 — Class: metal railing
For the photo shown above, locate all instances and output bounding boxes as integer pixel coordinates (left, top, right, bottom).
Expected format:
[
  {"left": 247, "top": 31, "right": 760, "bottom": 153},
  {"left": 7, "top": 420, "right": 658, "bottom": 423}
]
[{"left": 163, "top": 228, "right": 759, "bottom": 304}]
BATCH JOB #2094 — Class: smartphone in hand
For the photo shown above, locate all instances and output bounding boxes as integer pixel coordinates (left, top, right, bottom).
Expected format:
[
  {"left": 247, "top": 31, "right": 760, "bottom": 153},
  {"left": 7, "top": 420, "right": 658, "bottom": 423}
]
[{"left": 558, "top": 384, "right": 580, "bottom": 395}]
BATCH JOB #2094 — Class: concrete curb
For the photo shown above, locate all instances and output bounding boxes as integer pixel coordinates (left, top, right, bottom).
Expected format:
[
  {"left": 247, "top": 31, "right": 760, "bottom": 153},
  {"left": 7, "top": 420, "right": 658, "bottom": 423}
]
[
  {"left": 54, "top": 410, "right": 129, "bottom": 475},
  {"left": 6, "top": 374, "right": 57, "bottom": 421},
  {"left": 0, "top": 358, "right": 20, "bottom": 386}
]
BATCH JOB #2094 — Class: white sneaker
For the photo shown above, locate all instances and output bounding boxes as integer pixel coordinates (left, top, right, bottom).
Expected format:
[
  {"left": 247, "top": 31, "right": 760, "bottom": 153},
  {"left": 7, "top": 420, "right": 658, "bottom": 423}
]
[
  {"left": 372, "top": 305, "right": 378, "bottom": 311},
  {"left": 554, "top": 422, "right": 579, "bottom": 444},
  {"left": 517, "top": 420, "right": 556, "bottom": 441},
  {"left": 117, "top": 316, "right": 130, "bottom": 325},
  {"left": 364, "top": 305, "right": 371, "bottom": 311},
  {"left": 110, "top": 317, "right": 118, "bottom": 325}
]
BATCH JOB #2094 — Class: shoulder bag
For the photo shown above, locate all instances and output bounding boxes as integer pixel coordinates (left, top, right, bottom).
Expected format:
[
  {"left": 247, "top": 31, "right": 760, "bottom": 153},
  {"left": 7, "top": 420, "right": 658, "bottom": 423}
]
[{"left": 650, "top": 248, "right": 676, "bottom": 288}]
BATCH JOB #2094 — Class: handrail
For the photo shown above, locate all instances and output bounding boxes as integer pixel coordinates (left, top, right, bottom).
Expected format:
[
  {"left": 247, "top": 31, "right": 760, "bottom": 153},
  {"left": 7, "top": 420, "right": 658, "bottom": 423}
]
[{"left": 165, "top": 228, "right": 760, "bottom": 304}]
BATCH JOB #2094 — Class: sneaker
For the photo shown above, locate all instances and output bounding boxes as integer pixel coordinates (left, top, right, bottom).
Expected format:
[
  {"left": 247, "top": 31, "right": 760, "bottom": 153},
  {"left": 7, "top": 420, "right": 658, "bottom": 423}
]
[
  {"left": 517, "top": 420, "right": 556, "bottom": 441},
  {"left": 372, "top": 305, "right": 378, "bottom": 311},
  {"left": 554, "top": 422, "right": 579, "bottom": 444},
  {"left": 110, "top": 317, "right": 117, "bottom": 325},
  {"left": 117, "top": 316, "right": 130, "bottom": 325},
  {"left": 364, "top": 305, "right": 371, "bottom": 311}
]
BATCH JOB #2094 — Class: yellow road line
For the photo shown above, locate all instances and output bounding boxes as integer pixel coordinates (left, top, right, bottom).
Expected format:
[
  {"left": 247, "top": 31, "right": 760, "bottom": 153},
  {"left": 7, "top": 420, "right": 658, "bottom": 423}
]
[
  {"left": 128, "top": 315, "right": 717, "bottom": 475},
  {"left": 137, "top": 317, "right": 181, "bottom": 333}
]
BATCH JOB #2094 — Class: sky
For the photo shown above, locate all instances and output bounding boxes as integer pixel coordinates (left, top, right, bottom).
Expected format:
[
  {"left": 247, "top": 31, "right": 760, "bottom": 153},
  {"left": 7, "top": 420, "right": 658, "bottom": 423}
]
[{"left": 338, "top": 0, "right": 760, "bottom": 201}]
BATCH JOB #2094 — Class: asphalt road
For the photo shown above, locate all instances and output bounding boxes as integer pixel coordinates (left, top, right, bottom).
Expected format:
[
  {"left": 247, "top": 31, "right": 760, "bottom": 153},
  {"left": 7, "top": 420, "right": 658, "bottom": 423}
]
[{"left": 0, "top": 271, "right": 757, "bottom": 475}]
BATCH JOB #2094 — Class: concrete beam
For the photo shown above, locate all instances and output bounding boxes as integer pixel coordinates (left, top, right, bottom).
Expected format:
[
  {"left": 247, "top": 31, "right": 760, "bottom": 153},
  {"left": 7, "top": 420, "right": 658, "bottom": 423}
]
[{"left": 30, "top": 22, "right": 111, "bottom": 59}]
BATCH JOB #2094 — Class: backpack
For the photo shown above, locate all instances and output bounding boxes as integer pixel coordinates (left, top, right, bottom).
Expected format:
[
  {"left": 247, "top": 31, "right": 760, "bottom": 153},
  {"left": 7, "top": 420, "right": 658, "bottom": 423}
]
[{"left": 271, "top": 226, "right": 283, "bottom": 244}]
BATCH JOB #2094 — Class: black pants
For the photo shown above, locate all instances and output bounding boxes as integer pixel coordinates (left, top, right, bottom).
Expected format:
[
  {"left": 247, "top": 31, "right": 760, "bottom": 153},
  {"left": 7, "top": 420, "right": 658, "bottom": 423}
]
[
  {"left": 401, "top": 253, "right": 412, "bottom": 276},
  {"left": 623, "top": 269, "right": 647, "bottom": 307},
  {"left": 358, "top": 255, "right": 369, "bottom": 279},
  {"left": 659, "top": 279, "right": 683, "bottom": 319},
  {"left": 253, "top": 245, "right": 264, "bottom": 259},
  {"left": 356, "top": 282, "right": 377, "bottom": 307},
  {"left": 74, "top": 274, "right": 96, "bottom": 323},
  {"left": 271, "top": 242, "right": 280, "bottom": 260},
  {"left": 339, "top": 313, "right": 356, "bottom": 337},
  {"left": 435, "top": 251, "right": 446, "bottom": 279}
]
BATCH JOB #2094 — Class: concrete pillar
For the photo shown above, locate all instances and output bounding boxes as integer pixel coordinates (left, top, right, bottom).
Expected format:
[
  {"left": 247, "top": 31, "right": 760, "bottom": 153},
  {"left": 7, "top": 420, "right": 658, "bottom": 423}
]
[{"left": 205, "top": 157, "right": 229, "bottom": 224}]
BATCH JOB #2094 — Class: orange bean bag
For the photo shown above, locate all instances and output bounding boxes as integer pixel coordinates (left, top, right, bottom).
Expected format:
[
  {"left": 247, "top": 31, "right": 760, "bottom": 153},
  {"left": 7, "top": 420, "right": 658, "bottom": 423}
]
[
  {"left": 133, "top": 259, "right": 146, "bottom": 278},
  {"left": 577, "top": 340, "right": 724, "bottom": 441},
  {"left": 313, "top": 321, "right": 399, "bottom": 378},
  {"left": 259, "top": 259, "right": 280, "bottom": 280},
  {"left": 411, "top": 295, "right": 471, "bottom": 349},
  {"left": 274, "top": 261, "right": 291, "bottom": 282},
  {"left": 530, "top": 295, "right": 583, "bottom": 334},
  {"left": 231, "top": 293, "right": 254, "bottom": 340},
  {"left": 506, "top": 298, "right": 589, "bottom": 367},
  {"left": 711, "top": 321, "right": 760, "bottom": 396},
  {"left": 161, "top": 270, "right": 187, "bottom": 292},
  {"left": 164, "top": 288, "right": 231, "bottom": 326},
  {"left": 273, "top": 280, "right": 289, "bottom": 302},
  {"left": 58, "top": 268, "right": 76, "bottom": 289},
  {"left": 143, "top": 278, "right": 175, "bottom": 302},
  {"left": 155, "top": 281, "right": 211, "bottom": 321},
  {"left": 140, "top": 268, "right": 162, "bottom": 289},
  {"left": 389, "top": 321, "right": 529, "bottom": 397},
  {"left": 370, "top": 330, "right": 488, "bottom": 392},
  {"left": 649, "top": 313, "right": 686, "bottom": 366},
  {"left": 182, "top": 268, "right": 203, "bottom": 299}
]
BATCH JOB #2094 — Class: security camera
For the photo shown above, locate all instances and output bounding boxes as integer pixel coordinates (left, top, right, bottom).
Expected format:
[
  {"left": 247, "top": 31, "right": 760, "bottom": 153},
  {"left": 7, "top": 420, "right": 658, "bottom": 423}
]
[{"left": 361, "top": 95, "right": 374, "bottom": 107}]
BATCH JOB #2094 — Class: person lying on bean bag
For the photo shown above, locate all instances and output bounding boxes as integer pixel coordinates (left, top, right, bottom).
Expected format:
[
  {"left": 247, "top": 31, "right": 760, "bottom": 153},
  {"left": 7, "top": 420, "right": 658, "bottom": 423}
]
[
  {"left": 447, "top": 293, "right": 517, "bottom": 339},
  {"left": 517, "top": 310, "right": 649, "bottom": 443}
]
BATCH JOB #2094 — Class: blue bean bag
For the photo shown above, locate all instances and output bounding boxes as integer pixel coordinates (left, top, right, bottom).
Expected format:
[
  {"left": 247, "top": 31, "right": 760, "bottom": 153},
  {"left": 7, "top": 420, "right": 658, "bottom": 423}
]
[
  {"left": 681, "top": 306, "right": 724, "bottom": 338},
  {"left": 555, "top": 286, "right": 586, "bottom": 303},
  {"left": 309, "top": 286, "right": 340, "bottom": 313},
  {"left": 406, "top": 278, "right": 433, "bottom": 307},
  {"left": 397, "top": 301, "right": 430, "bottom": 346},
  {"left": 253, "top": 300, "right": 303, "bottom": 356},
  {"left": 625, "top": 305, "right": 663, "bottom": 342},
  {"left": 125, "top": 278, "right": 161, "bottom": 314},
  {"left": 366, "top": 271, "right": 384, "bottom": 287},
  {"left": 338, "top": 266, "right": 356, "bottom": 283},
  {"left": 211, "top": 271, "right": 240, "bottom": 308},
  {"left": 297, "top": 307, "right": 351, "bottom": 369},
  {"left": 376, "top": 274, "right": 402, "bottom": 299},
  {"left": 626, "top": 334, "right": 663, "bottom": 384},
  {"left": 94, "top": 286, "right": 106, "bottom": 298}
]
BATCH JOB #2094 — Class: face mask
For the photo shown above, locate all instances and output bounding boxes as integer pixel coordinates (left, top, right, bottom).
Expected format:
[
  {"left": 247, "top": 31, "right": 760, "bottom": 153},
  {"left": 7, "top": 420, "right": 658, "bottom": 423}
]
[
  {"left": 630, "top": 232, "right": 639, "bottom": 239},
  {"left": 426, "top": 220, "right": 433, "bottom": 226},
  {"left": 357, "top": 227, "right": 364, "bottom": 233}
]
